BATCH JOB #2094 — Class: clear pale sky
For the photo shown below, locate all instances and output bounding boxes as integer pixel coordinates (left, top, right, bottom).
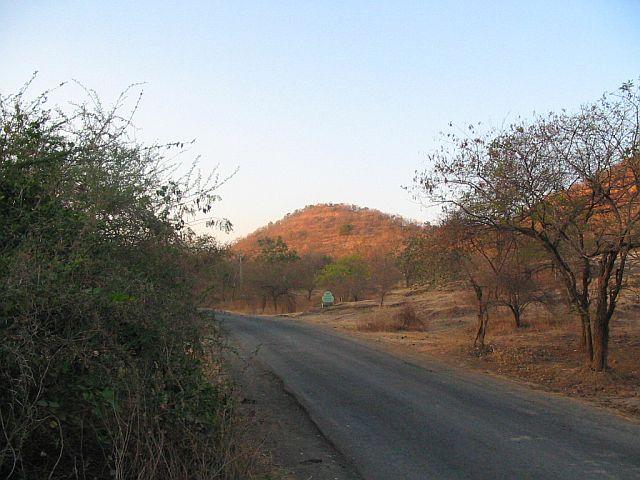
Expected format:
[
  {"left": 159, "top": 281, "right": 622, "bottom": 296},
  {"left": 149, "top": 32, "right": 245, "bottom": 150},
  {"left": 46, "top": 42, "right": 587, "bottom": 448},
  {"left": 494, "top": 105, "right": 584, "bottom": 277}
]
[{"left": 2, "top": 1, "right": 639, "bottom": 240}]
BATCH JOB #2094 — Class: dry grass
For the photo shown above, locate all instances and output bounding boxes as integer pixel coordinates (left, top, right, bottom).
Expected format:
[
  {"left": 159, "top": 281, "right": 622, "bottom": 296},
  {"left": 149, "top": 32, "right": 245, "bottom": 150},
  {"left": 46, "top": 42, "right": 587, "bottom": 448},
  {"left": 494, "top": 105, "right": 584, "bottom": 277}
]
[{"left": 357, "top": 305, "right": 424, "bottom": 332}]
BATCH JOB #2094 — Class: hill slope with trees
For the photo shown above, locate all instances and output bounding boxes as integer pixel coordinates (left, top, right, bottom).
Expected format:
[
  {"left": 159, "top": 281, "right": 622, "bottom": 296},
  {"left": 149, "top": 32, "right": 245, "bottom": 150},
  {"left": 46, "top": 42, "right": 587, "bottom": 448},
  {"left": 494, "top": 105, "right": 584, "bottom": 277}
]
[{"left": 233, "top": 203, "right": 422, "bottom": 258}]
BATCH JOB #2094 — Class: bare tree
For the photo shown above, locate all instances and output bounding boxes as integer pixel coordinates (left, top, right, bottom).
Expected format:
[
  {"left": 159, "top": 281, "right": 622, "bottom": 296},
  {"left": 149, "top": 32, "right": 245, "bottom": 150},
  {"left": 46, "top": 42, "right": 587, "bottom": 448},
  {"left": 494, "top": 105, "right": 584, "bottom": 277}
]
[
  {"left": 439, "top": 216, "right": 509, "bottom": 349},
  {"left": 369, "top": 251, "right": 403, "bottom": 306},
  {"left": 416, "top": 82, "right": 640, "bottom": 370},
  {"left": 492, "top": 236, "right": 546, "bottom": 328}
]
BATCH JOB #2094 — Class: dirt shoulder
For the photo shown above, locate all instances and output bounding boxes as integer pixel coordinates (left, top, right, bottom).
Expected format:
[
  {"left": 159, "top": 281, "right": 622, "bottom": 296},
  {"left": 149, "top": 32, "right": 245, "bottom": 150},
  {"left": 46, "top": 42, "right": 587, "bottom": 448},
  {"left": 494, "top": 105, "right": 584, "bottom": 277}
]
[
  {"left": 224, "top": 342, "right": 361, "bottom": 480},
  {"left": 289, "top": 285, "right": 640, "bottom": 421}
]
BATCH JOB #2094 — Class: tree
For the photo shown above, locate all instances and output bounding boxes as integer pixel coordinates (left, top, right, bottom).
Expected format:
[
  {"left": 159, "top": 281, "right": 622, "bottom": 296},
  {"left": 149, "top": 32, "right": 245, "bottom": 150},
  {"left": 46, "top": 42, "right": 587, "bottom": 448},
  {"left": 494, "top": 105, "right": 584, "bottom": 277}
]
[
  {"left": 189, "top": 235, "right": 236, "bottom": 304},
  {"left": 399, "top": 227, "right": 463, "bottom": 288},
  {"left": 251, "top": 236, "right": 300, "bottom": 312},
  {"left": 437, "top": 215, "right": 499, "bottom": 349},
  {"left": 339, "top": 223, "right": 354, "bottom": 235},
  {"left": 369, "top": 251, "right": 403, "bottom": 305},
  {"left": 416, "top": 81, "right": 640, "bottom": 370},
  {"left": 492, "top": 236, "right": 545, "bottom": 328},
  {"left": 257, "top": 236, "right": 299, "bottom": 264},
  {"left": 292, "top": 253, "right": 332, "bottom": 300},
  {"left": 316, "top": 255, "right": 370, "bottom": 302},
  {"left": 397, "top": 233, "right": 428, "bottom": 287}
]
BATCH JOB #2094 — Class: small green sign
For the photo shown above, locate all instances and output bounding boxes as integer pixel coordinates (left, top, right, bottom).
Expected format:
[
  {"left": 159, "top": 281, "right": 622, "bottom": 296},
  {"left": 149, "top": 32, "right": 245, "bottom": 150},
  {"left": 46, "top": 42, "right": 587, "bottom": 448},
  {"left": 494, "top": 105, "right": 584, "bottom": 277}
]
[{"left": 321, "top": 291, "right": 334, "bottom": 306}]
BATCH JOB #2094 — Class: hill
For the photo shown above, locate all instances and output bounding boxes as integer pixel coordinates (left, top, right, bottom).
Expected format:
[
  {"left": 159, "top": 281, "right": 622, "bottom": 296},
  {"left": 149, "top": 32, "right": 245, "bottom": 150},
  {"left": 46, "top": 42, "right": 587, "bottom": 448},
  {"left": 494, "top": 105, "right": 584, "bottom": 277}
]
[{"left": 233, "top": 204, "right": 423, "bottom": 258}]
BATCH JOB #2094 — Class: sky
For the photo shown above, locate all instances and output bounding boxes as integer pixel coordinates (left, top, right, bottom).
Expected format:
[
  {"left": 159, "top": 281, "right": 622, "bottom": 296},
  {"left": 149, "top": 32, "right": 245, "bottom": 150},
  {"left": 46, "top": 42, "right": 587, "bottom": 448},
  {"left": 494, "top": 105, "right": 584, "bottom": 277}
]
[{"left": 2, "top": 1, "right": 640, "bottom": 240}]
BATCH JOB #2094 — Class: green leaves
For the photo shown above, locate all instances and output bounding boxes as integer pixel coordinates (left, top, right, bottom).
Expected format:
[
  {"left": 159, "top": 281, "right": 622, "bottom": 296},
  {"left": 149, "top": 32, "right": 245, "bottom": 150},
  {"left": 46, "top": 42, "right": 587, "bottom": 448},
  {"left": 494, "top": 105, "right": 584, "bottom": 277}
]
[
  {"left": 315, "top": 255, "right": 371, "bottom": 301},
  {"left": 109, "top": 292, "right": 136, "bottom": 303},
  {"left": 99, "top": 387, "right": 115, "bottom": 405},
  {"left": 0, "top": 83, "right": 243, "bottom": 479}
]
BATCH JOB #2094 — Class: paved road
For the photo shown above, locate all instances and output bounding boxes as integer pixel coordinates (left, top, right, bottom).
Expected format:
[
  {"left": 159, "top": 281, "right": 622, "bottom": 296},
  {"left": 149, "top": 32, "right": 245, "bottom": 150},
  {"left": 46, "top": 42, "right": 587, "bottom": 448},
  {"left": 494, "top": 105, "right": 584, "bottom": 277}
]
[{"left": 221, "top": 313, "right": 640, "bottom": 480}]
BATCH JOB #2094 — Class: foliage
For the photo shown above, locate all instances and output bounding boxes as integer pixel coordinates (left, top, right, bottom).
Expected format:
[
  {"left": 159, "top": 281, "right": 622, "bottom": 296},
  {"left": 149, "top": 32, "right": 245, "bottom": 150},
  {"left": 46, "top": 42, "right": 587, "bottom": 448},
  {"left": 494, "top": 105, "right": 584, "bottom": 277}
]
[
  {"left": 0, "top": 83, "right": 257, "bottom": 479},
  {"left": 396, "top": 234, "right": 427, "bottom": 287},
  {"left": 257, "top": 236, "right": 300, "bottom": 264},
  {"left": 395, "top": 305, "right": 423, "bottom": 330},
  {"left": 397, "top": 229, "right": 462, "bottom": 287},
  {"left": 316, "top": 255, "right": 371, "bottom": 302},
  {"left": 188, "top": 236, "right": 237, "bottom": 304},
  {"left": 247, "top": 236, "right": 300, "bottom": 311},
  {"left": 435, "top": 214, "right": 545, "bottom": 347},
  {"left": 229, "top": 239, "right": 331, "bottom": 312},
  {"left": 356, "top": 305, "right": 423, "bottom": 332},
  {"left": 292, "top": 253, "right": 332, "bottom": 300}
]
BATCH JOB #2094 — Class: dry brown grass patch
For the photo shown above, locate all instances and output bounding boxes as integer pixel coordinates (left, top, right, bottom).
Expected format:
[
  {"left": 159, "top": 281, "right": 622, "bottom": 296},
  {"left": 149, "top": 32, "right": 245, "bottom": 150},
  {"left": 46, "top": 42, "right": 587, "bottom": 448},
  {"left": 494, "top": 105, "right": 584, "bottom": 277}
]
[{"left": 356, "top": 305, "right": 425, "bottom": 332}]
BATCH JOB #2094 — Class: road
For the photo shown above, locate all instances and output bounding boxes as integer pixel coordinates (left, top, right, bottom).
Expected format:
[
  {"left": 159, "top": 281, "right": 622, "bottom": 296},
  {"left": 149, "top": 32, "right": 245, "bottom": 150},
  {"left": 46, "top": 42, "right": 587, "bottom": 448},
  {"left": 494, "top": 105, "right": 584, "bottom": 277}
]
[{"left": 221, "top": 312, "right": 640, "bottom": 480}]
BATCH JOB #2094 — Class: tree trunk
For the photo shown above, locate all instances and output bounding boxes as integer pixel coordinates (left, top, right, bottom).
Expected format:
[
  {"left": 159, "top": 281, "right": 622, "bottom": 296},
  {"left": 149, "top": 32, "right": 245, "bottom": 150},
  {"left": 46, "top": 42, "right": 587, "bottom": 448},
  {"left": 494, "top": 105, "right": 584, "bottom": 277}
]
[
  {"left": 472, "top": 284, "right": 489, "bottom": 348},
  {"left": 579, "top": 256, "right": 594, "bottom": 363},
  {"left": 591, "top": 255, "right": 614, "bottom": 371},
  {"left": 591, "top": 312, "right": 609, "bottom": 371},
  {"left": 287, "top": 295, "right": 296, "bottom": 313},
  {"left": 580, "top": 312, "right": 594, "bottom": 362},
  {"left": 475, "top": 308, "right": 489, "bottom": 348},
  {"left": 508, "top": 303, "right": 522, "bottom": 328},
  {"left": 541, "top": 238, "right": 594, "bottom": 364}
]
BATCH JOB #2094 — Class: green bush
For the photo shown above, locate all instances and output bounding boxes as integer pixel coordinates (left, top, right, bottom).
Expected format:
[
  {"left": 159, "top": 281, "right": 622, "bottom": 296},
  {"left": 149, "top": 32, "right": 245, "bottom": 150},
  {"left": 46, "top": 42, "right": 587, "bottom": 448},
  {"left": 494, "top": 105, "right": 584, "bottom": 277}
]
[{"left": 0, "top": 84, "right": 256, "bottom": 479}]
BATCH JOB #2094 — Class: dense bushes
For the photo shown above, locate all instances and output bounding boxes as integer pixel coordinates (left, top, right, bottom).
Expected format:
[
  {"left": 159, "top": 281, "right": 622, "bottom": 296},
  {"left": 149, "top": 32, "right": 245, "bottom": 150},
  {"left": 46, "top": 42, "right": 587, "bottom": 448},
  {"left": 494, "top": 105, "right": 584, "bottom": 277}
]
[{"left": 0, "top": 85, "right": 255, "bottom": 478}]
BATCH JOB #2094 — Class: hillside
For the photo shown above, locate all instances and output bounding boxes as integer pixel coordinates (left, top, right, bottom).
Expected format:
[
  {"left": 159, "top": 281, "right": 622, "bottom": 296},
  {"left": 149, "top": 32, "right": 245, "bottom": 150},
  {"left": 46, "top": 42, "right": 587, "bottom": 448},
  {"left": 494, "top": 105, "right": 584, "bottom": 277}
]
[{"left": 233, "top": 204, "right": 423, "bottom": 258}]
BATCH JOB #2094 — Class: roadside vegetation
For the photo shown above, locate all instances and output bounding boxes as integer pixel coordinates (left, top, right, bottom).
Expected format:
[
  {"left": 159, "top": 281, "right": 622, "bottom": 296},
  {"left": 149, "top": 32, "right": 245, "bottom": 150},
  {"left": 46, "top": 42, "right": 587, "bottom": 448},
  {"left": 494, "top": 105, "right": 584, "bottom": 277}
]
[
  {"left": 0, "top": 83, "right": 268, "bottom": 479},
  {"left": 211, "top": 239, "right": 404, "bottom": 313}
]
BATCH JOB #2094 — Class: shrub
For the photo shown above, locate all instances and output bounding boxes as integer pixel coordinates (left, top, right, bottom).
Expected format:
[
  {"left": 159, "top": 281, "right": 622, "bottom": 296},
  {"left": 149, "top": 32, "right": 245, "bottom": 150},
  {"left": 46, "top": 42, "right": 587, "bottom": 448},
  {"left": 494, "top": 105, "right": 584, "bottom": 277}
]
[
  {"left": 395, "top": 305, "right": 423, "bottom": 330},
  {"left": 356, "top": 305, "right": 424, "bottom": 332},
  {"left": 0, "top": 83, "right": 258, "bottom": 479}
]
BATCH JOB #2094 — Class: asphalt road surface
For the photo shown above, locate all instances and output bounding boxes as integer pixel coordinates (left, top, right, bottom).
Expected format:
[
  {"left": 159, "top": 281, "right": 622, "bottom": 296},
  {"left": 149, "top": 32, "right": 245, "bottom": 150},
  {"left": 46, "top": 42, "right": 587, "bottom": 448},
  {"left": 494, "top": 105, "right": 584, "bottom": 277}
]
[{"left": 221, "top": 312, "right": 640, "bottom": 480}]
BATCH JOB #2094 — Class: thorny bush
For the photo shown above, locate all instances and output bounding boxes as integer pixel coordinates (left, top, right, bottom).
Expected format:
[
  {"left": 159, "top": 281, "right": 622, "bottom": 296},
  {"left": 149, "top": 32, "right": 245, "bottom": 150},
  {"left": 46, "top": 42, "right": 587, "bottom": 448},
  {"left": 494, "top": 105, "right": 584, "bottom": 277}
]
[{"left": 0, "top": 82, "right": 258, "bottom": 479}]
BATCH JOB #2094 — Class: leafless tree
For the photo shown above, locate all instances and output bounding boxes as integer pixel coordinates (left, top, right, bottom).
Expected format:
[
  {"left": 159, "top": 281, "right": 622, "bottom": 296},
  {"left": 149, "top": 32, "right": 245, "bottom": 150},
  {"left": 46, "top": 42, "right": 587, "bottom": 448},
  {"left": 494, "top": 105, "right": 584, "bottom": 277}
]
[
  {"left": 416, "top": 81, "right": 640, "bottom": 370},
  {"left": 369, "top": 251, "right": 403, "bottom": 306}
]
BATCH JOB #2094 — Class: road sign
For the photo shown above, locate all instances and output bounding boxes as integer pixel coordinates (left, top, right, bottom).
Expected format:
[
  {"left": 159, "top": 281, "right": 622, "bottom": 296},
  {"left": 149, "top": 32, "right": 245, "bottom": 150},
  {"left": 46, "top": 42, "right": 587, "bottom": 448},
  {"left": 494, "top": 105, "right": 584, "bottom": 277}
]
[{"left": 321, "top": 291, "right": 334, "bottom": 307}]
